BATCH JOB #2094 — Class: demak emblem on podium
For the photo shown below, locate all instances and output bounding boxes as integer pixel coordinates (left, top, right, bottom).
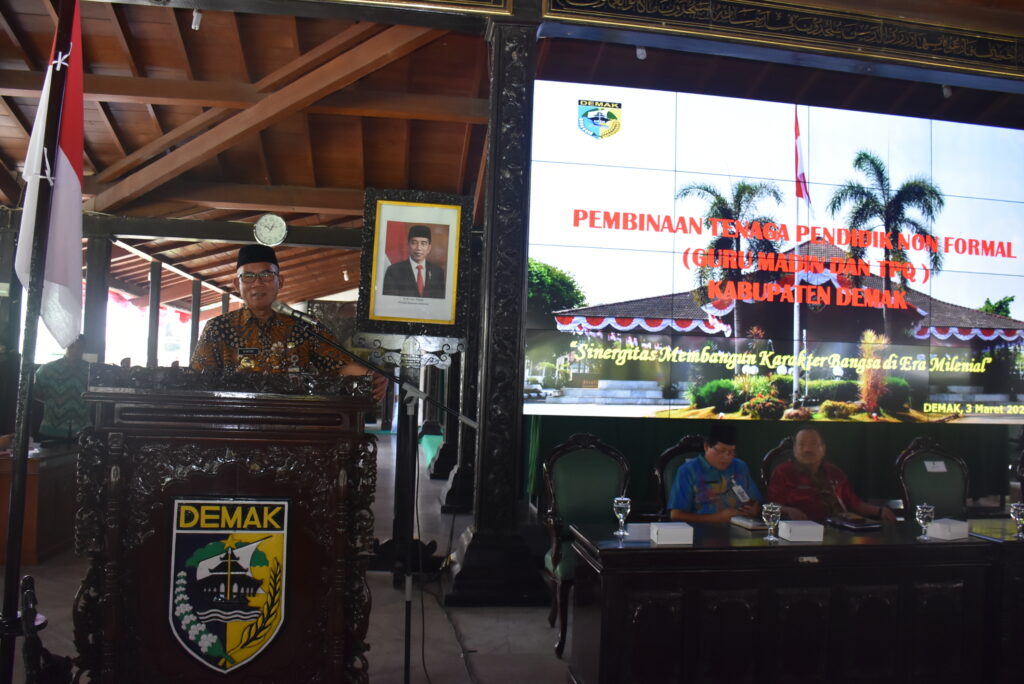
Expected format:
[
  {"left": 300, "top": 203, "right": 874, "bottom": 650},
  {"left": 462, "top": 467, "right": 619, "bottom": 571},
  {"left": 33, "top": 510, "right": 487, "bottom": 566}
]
[{"left": 169, "top": 498, "right": 289, "bottom": 672}]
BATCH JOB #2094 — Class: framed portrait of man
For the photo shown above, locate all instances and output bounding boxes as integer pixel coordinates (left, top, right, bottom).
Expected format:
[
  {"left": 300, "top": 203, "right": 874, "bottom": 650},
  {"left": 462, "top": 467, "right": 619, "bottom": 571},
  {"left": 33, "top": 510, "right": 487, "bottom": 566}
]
[{"left": 357, "top": 188, "right": 471, "bottom": 336}]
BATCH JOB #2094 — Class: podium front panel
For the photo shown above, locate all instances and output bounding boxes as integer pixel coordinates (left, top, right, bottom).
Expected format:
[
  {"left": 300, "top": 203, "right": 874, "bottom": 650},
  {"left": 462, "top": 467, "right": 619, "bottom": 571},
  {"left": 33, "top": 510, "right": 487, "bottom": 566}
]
[{"left": 75, "top": 368, "right": 376, "bottom": 684}]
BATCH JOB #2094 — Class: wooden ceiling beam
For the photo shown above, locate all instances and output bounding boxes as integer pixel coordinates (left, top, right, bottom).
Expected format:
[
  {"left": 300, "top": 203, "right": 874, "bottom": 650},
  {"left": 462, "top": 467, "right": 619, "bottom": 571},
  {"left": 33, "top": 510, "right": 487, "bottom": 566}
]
[
  {"left": 163, "top": 7, "right": 196, "bottom": 81},
  {"left": 0, "top": 5, "right": 37, "bottom": 68},
  {"left": 0, "top": 158, "right": 23, "bottom": 205},
  {"left": 90, "top": 21, "right": 382, "bottom": 184},
  {"left": 106, "top": 274, "right": 147, "bottom": 298},
  {"left": 0, "top": 70, "right": 259, "bottom": 107},
  {"left": 103, "top": 2, "right": 164, "bottom": 135},
  {"left": 286, "top": 17, "right": 315, "bottom": 187},
  {"left": 278, "top": 247, "right": 359, "bottom": 270},
  {"left": 168, "top": 243, "right": 244, "bottom": 267},
  {"left": 457, "top": 53, "right": 487, "bottom": 197},
  {"left": 73, "top": 210, "right": 363, "bottom": 248},
  {"left": 227, "top": 13, "right": 273, "bottom": 186},
  {"left": 87, "top": 25, "right": 445, "bottom": 212},
  {"left": 94, "top": 102, "right": 128, "bottom": 157},
  {"left": 112, "top": 238, "right": 240, "bottom": 302},
  {"left": 129, "top": 278, "right": 201, "bottom": 306},
  {"left": 310, "top": 91, "right": 487, "bottom": 123},
  {"left": 153, "top": 181, "right": 362, "bottom": 215},
  {"left": 39, "top": 0, "right": 57, "bottom": 27},
  {"left": 0, "top": 70, "right": 488, "bottom": 121}
]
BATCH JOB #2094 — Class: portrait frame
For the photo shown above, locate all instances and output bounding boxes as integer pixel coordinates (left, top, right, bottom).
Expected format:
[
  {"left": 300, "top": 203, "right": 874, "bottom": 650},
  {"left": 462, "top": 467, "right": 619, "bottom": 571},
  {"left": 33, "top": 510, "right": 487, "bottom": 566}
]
[{"left": 356, "top": 188, "right": 472, "bottom": 336}]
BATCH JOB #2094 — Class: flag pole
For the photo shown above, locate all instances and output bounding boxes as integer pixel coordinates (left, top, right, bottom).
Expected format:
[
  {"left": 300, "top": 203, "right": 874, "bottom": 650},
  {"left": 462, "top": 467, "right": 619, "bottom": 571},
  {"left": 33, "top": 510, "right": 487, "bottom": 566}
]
[
  {"left": 792, "top": 105, "right": 802, "bottom": 401},
  {"left": 0, "top": 0, "right": 78, "bottom": 679}
]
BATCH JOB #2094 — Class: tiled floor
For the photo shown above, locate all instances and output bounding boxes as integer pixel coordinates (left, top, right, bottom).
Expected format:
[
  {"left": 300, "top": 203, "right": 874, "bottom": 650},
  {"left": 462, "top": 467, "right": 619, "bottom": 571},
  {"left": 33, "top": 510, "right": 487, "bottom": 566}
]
[{"left": 4, "top": 430, "right": 570, "bottom": 683}]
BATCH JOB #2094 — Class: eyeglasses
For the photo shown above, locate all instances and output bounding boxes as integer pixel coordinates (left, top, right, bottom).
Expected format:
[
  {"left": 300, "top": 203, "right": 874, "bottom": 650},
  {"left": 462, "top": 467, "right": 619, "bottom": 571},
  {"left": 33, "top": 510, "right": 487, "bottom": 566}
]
[{"left": 238, "top": 270, "right": 279, "bottom": 283}]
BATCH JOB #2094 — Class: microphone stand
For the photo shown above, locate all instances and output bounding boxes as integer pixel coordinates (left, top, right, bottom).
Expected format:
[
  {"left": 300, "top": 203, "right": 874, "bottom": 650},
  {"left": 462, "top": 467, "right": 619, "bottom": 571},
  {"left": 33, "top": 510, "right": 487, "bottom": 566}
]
[
  {"left": 273, "top": 304, "right": 477, "bottom": 430},
  {"left": 276, "top": 306, "right": 474, "bottom": 684}
]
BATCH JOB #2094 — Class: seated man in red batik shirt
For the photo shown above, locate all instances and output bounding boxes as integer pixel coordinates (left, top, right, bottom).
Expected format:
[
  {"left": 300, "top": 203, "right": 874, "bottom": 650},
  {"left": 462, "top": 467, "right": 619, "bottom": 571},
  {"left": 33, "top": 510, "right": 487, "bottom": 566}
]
[{"left": 767, "top": 427, "right": 896, "bottom": 523}]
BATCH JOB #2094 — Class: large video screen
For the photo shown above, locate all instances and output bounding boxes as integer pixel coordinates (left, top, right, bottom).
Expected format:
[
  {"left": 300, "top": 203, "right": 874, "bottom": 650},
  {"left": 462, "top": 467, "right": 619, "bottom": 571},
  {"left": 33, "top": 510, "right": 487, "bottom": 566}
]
[{"left": 526, "top": 80, "right": 1024, "bottom": 423}]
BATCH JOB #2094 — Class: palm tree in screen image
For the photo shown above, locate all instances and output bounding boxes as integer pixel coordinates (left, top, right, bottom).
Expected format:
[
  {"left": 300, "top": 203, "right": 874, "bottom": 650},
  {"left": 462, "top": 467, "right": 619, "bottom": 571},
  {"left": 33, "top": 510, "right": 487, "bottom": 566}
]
[
  {"left": 675, "top": 180, "right": 784, "bottom": 349},
  {"left": 827, "top": 150, "right": 945, "bottom": 338}
]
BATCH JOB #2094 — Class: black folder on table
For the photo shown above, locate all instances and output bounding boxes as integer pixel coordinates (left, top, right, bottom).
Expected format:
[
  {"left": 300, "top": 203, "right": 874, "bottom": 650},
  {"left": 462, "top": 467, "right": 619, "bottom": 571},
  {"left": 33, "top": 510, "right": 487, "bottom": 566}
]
[{"left": 827, "top": 513, "right": 882, "bottom": 531}]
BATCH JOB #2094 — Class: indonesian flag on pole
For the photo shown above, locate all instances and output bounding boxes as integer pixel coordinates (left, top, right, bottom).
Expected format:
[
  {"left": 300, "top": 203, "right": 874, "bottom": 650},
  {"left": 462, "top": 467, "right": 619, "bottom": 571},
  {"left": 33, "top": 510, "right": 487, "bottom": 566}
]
[
  {"left": 14, "top": 0, "right": 83, "bottom": 348},
  {"left": 794, "top": 106, "right": 812, "bottom": 211}
]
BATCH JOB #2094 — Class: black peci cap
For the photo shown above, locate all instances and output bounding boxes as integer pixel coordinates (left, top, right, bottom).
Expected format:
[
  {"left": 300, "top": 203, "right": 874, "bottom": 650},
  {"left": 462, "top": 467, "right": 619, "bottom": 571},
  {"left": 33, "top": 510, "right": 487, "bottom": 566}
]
[
  {"left": 707, "top": 422, "right": 737, "bottom": 447},
  {"left": 407, "top": 224, "right": 432, "bottom": 242},
  {"left": 236, "top": 244, "right": 279, "bottom": 268}
]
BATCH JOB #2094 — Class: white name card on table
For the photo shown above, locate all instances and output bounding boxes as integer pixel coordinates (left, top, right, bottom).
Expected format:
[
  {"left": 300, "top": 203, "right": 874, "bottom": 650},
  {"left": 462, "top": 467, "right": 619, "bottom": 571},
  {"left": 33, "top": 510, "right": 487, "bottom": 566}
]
[
  {"left": 779, "top": 520, "right": 824, "bottom": 542},
  {"left": 650, "top": 522, "right": 693, "bottom": 545},
  {"left": 924, "top": 460, "right": 948, "bottom": 473},
  {"left": 927, "top": 518, "right": 968, "bottom": 540}
]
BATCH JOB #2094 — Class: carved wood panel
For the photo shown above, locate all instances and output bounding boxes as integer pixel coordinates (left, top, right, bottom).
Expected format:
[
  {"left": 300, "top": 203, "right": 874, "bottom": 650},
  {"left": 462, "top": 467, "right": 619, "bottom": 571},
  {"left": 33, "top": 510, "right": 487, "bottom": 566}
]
[
  {"left": 907, "top": 580, "right": 968, "bottom": 682},
  {"left": 621, "top": 590, "right": 686, "bottom": 684},
  {"left": 774, "top": 586, "right": 831, "bottom": 683},
  {"left": 696, "top": 588, "right": 759, "bottom": 683},
  {"left": 840, "top": 584, "right": 899, "bottom": 682}
]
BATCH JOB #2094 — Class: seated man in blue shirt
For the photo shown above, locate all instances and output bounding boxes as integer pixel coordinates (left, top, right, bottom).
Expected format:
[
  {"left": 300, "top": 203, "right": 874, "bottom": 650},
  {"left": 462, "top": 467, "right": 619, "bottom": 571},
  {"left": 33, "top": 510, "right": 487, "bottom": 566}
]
[{"left": 669, "top": 423, "right": 762, "bottom": 524}]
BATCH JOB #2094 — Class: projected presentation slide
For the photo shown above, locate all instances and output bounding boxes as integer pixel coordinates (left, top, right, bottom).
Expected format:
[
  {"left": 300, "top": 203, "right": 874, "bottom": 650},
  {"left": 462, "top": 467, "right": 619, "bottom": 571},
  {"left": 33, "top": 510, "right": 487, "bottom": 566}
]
[{"left": 525, "top": 81, "right": 1024, "bottom": 423}]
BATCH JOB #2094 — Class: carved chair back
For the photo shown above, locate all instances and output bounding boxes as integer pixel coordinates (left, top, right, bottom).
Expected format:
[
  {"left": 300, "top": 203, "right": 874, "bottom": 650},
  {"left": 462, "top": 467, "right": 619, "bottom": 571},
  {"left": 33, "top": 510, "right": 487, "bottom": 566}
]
[
  {"left": 761, "top": 436, "right": 795, "bottom": 493},
  {"left": 896, "top": 436, "right": 969, "bottom": 519},
  {"left": 654, "top": 435, "right": 705, "bottom": 516},
  {"left": 543, "top": 433, "right": 629, "bottom": 571}
]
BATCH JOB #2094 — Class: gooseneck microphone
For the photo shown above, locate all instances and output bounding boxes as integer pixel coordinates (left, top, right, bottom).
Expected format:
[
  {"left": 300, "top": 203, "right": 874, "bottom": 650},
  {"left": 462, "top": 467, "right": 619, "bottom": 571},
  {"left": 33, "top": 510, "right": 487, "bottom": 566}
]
[{"left": 271, "top": 300, "right": 320, "bottom": 326}]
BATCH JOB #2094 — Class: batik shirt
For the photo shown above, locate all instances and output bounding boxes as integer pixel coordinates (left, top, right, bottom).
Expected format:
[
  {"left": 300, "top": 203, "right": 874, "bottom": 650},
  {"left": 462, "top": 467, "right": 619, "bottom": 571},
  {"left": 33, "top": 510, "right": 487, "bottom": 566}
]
[
  {"left": 668, "top": 455, "right": 762, "bottom": 514},
  {"left": 33, "top": 356, "right": 91, "bottom": 439},
  {"left": 190, "top": 308, "right": 352, "bottom": 374}
]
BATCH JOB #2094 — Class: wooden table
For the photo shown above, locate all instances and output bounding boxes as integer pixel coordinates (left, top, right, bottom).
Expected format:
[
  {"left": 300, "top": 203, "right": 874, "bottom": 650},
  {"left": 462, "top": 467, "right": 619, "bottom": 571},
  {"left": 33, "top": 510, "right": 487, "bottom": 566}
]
[
  {"left": 569, "top": 522, "right": 995, "bottom": 684},
  {"left": 968, "top": 518, "right": 1024, "bottom": 684}
]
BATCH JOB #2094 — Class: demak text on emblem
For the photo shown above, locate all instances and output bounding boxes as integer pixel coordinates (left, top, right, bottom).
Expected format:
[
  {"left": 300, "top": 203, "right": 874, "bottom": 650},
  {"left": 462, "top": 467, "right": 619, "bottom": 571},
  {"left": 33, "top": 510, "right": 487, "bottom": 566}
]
[{"left": 578, "top": 99, "right": 622, "bottom": 139}]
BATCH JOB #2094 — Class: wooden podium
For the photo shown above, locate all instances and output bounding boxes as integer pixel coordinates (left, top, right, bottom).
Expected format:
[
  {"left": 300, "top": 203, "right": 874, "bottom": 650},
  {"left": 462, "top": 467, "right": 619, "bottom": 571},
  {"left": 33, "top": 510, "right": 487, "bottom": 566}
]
[{"left": 72, "top": 365, "right": 377, "bottom": 683}]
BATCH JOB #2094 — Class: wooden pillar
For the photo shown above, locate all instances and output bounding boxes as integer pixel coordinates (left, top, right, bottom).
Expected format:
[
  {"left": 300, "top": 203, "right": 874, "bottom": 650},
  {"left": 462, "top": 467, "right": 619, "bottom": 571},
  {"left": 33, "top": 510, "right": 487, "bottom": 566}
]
[
  {"left": 474, "top": 19, "right": 535, "bottom": 535},
  {"left": 83, "top": 237, "right": 111, "bottom": 363},
  {"left": 441, "top": 232, "right": 483, "bottom": 510},
  {"left": 447, "top": 20, "right": 546, "bottom": 606},
  {"left": 147, "top": 261, "right": 161, "bottom": 367},
  {"left": 189, "top": 279, "right": 202, "bottom": 358},
  {"left": 429, "top": 352, "right": 461, "bottom": 479},
  {"left": 221, "top": 292, "right": 229, "bottom": 315},
  {"left": 422, "top": 365, "right": 443, "bottom": 426}
]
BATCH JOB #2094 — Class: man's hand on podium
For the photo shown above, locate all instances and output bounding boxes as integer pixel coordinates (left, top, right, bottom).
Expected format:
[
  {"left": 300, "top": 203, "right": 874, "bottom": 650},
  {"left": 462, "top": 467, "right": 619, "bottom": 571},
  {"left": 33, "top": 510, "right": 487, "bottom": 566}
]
[
  {"left": 370, "top": 372, "right": 388, "bottom": 402},
  {"left": 341, "top": 363, "right": 388, "bottom": 402}
]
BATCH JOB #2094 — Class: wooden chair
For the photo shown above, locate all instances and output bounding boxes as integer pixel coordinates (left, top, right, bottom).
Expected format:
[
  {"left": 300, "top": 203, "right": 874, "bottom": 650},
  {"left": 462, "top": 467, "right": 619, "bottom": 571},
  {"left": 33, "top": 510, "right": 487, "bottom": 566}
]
[
  {"left": 543, "top": 433, "right": 629, "bottom": 658},
  {"left": 653, "top": 435, "right": 705, "bottom": 518},
  {"left": 761, "top": 436, "right": 794, "bottom": 493},
  {"left": 895, "top": 436, "right": 969, "bottom": 519}
]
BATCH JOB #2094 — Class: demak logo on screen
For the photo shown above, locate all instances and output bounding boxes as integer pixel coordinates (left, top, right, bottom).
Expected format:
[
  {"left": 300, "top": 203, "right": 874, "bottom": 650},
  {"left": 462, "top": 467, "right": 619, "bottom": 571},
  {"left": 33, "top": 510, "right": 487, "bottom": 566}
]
[{"left": 578, "top": 99, "right": 621, "bottom": 139}]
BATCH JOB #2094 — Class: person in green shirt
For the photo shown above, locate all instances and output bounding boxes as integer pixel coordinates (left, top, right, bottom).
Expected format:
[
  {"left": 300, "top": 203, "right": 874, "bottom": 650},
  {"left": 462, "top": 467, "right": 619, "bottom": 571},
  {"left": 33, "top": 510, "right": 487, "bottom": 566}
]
[{"left": 33, "top": 334, "right": 91, "bottom": 441}]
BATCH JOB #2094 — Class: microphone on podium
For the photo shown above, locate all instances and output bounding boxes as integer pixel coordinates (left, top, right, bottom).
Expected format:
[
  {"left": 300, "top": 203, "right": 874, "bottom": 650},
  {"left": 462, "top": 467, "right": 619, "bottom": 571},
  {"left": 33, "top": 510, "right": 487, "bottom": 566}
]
[{"left": 271, "top": 300, "right": 320, "bottom": 326}]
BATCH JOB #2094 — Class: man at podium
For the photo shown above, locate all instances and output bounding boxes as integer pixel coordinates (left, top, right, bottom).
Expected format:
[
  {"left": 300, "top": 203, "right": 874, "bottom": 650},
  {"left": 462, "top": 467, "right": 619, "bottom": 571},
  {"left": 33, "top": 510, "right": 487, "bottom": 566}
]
[{"left": 191, "top": 245, "right": 385, "bottom": 398}]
